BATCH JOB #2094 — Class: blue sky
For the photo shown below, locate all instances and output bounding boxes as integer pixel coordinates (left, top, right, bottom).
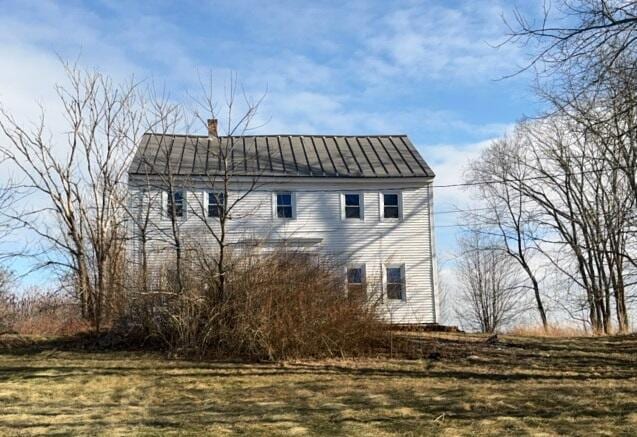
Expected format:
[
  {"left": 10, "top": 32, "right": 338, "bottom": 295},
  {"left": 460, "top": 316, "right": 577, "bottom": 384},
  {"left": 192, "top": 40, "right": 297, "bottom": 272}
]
[{"left": 0, "top": 0, "right": 542, "bottom": 283}]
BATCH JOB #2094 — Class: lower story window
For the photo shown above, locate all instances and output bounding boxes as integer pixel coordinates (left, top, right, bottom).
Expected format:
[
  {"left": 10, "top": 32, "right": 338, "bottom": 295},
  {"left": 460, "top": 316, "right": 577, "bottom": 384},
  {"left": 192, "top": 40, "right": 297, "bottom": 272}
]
[
  {"left": 347, "top": 266, "right": 366, "bottom": 300},
  {"left": 386, "top": 266, "right": 404, "bottom": 300}
]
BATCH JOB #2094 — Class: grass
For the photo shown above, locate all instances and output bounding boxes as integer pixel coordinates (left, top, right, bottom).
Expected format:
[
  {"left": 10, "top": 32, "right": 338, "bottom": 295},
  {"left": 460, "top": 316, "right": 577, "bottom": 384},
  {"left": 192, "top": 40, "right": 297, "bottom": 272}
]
[{"left": 1, "top": 333, "right": 636, "bottom": 435}]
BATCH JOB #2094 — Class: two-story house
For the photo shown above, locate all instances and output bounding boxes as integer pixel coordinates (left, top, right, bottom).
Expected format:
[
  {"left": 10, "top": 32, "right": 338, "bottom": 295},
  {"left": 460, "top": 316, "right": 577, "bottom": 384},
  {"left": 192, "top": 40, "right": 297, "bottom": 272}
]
[{"left": 127, "top": 120, "right": 438, "bottom": 325}]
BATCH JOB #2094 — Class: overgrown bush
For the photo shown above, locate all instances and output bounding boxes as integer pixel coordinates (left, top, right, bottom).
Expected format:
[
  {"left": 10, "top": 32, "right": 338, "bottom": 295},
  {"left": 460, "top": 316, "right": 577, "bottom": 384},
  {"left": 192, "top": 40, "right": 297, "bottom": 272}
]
[
  {"left": 0, "top": 288, "right": 88, "bottom": 336},
  {"left": 118, "top": 250, "right": 387, "bottom": 360}
]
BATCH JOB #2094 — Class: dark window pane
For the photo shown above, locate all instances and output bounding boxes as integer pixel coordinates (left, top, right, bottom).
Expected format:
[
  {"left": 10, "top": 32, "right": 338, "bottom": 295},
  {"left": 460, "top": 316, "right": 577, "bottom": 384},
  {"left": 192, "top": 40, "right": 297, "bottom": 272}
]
[
  {"left": 384, "top": 193, "right": 398, "bottom": 206},
  {"left": 386, "top": 267, "right": 403, "bottom": 300},
  {"left": 277, "top": 193, "right": 292, "bottom": 206},
  {"left": 208, "top": 192, "right": 224, "bottom": 218},
  {"left": 383, "top": 194, "right": 399, "bottom": 218},
  {"left": 384, "top": 206, "right": 399, "bottom": 218},
  {"left": 387, "top": 283, "right": 403, "bottom": 300},
  {"left": 387, "top": 267, "right": 402, "bottom": 283},
  {"left": 347, "top": 268, "right": 363, "bottom": 284},
  {"left": 345, "top": 206, "right": 360, "bottom": 218},
  {"left": 168, "top": 191, "right": 184, "bottom": 218},
  {"left": 347, "top": 268, "right": 366, "bottom": 301},
  {"left": 276, "top": 192, "right": 293, "bottom": 219},
  {"left": 345, "top": 194, "right": 360, "bottom": 206},
  {"left": 277, "top": 206, "right": 293, "bottom": 218}
]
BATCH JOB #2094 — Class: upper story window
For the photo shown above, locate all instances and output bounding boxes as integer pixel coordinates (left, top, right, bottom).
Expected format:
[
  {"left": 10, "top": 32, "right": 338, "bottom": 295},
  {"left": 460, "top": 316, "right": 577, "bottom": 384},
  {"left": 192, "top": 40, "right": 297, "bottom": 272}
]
[
  {"left": 276, "top": 192, "right": 294, "bottom": 219},
  {"left": 344, "top": 193, "right": 362, "bottom": 219},
  {"left": 383, "top": 193, "right": 400, "bottom": 219},
  {"left": 347, "top": 266, "right": 366, "bottom": 300},
  {"left": 167, "top": 190, "right": 184, "bottom": 218},
  {"left": 386, "top": 265, "right": 405, "bottom": 300},
  {"left": 207, "top": 192, "right": 225, "bottom": 218}
]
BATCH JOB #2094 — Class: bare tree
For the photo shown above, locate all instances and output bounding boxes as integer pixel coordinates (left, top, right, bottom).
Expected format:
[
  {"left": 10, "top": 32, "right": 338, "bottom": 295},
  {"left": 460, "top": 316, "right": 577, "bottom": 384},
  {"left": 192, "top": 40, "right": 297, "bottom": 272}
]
[
  {"left": 186, "top": 73, "right": 265, "bottom": 302},
  {"left": 503, "top": 1, "right": 637, "bottom": 333},
  {"left": 0, "top": 179, "right": 17, "bottom": 259},
  {"left": 129, "top": 73, "right": 265, "bottom": 304},
  {"left": 467, "top": 137, "right": 549, "bottom": 330},
  {"left": 0, "top": 61, "right": 144, "bottom": 331},
  {"left": 456, "top": 230, "right": 526, "bottom": 333},
  {"left": 506, "top": 0, "right": 637, "bottom": 88},
  {"left": 0, "top": 266, "right": 16, "bottom": 333},
  {"left": 482, "top": 119, "right": 633, "bottom": 334}
]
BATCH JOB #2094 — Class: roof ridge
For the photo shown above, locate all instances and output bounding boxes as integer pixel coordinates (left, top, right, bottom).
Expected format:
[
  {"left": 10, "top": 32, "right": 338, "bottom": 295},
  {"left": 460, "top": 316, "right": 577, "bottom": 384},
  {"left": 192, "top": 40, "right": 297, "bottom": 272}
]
[{"left": 142, "top": 132, "right": 409, "bottom": 138}]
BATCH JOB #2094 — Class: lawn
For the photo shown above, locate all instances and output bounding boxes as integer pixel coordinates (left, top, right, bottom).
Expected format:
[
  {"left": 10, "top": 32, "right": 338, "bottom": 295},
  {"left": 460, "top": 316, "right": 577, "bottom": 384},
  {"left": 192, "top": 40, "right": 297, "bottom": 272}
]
[{"left": 1, "top": 333, "right": 636, "bottom": 436}]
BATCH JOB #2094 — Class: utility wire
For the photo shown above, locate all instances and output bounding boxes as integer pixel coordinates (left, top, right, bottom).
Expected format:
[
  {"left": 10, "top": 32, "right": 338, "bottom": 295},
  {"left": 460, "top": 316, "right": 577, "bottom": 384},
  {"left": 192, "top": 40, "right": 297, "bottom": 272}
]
[{"left": 430, "top": 163, "right": 634, "bottom": 189}]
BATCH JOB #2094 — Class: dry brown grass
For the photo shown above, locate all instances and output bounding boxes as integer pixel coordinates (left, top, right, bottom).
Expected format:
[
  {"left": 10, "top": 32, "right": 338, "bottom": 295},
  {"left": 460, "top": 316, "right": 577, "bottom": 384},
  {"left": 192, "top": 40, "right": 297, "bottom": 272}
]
[
  {"left": 1, "top": 332, "right": 636, "bottom": 435},
  {"left": 506, "top": 324, "right": 591, "bottom": 337}
]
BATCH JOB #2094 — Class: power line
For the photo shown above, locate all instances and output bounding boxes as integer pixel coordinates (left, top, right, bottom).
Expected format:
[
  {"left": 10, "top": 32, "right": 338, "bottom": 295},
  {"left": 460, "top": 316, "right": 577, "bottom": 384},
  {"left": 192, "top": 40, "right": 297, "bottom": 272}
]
[
  {"left": 433, "top": 207, "right": 492, "bottom": 216},
  {"left": 430, "top": 163, "right": 634, "bottom": 189}
]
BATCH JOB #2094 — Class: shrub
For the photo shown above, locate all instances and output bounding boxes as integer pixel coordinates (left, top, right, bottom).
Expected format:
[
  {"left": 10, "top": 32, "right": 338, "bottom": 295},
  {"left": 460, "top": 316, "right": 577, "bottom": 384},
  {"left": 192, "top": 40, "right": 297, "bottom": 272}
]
[
  {"left": 0, "top": 288, "right": 89, "bottom": 336},
  {"left": 118, "top": 249, "right": 387, "bottom": 360}
]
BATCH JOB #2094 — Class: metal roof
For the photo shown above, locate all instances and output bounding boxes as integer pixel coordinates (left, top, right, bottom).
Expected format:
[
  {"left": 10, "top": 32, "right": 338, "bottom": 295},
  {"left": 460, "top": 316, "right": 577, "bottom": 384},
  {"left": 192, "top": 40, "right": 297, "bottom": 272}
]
[{"left": 129, "top": 133, "right": 435, "bottom": 178}]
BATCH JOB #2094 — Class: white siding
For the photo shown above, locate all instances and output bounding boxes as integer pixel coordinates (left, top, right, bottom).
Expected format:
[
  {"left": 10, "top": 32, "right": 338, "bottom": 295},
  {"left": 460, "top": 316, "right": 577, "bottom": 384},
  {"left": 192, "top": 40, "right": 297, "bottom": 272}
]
[{"left": 127, "top": 177, "right": 437, "bottom": 324}]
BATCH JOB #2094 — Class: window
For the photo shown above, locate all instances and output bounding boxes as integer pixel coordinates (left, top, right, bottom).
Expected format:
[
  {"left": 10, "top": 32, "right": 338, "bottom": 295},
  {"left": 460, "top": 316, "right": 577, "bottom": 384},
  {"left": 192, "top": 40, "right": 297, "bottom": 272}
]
[
  {"left": 347, "top": 266, "right": 366, "bottom": 300},
  {"left": 386, "top": 266, "right": 404, "bottom": 300},
  {"left": 276, "top": 192, "right": 293, "bottom": 219},
  {"left": 207, "top": 192, "right": 225, "bottom": 218},
  {"left": 167, "top": 190, "right": 184, "bottom": 218},
  {"left": 383, "top": 193, "right": 400, "bottom": 219},
  {"left": 344, "top": 194, "right": 361, "bottom": 219}
]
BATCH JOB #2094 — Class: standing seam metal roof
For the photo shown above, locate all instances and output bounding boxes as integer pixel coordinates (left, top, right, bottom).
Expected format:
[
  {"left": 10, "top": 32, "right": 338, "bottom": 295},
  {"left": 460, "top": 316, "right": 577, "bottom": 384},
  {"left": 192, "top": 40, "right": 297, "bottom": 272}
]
[{"left": 129, "top": 133, "right": 435, "bottom": 178}]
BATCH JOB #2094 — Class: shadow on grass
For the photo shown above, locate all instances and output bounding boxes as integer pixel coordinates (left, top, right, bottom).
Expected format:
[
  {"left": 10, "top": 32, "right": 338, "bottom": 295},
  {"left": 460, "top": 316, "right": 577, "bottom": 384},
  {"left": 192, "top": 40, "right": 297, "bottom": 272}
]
[
  {"left": 2, "top": 354, "right": 637, "bottom": 385},
  {"left": 0, "top": 332, "right": 161, "bottom": 356},
  {"left": 4, "top": 369, "right": 635, "bottom": 435}
]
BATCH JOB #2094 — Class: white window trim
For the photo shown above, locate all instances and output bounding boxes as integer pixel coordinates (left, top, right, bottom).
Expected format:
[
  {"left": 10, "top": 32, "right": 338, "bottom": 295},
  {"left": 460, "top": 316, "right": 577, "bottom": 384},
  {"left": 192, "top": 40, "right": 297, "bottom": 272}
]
[
  {"left": 341, "top": 192, "right": 365, "bottom": 221},
  {"left": 272, "top": 191, "right": 296, "bottom": 220},
  {"left": 383, "top": 263, "right": 406, "bottom": 301},
  {"left": 163, "top": 189, "right": 187, "bottom": 221},
  {"left": 379, "top": 191, "right": 403, "bottom": 222}
]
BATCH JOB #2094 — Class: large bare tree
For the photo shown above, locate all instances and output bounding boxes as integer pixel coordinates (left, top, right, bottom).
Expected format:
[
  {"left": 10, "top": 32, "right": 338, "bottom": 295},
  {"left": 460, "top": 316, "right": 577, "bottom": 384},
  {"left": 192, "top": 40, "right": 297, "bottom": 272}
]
[
  {"left": 466, "top": 137, "right": 549, "bottom": 330},
  {"left": 0, "top": 61, "right": 144, "bottom": 331},
  {"left": 481, "top": 119, "right": 633, "bottom": 333},
  {"left": 497, "top": 0, "right": 637, "bottom": 333}
]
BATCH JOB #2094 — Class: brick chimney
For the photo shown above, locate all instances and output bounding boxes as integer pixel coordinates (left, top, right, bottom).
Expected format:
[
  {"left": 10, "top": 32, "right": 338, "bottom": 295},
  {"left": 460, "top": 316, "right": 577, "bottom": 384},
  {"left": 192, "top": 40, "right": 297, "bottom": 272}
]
[{"left": 207, "top": 118, "right": 218, "bottom": 137}]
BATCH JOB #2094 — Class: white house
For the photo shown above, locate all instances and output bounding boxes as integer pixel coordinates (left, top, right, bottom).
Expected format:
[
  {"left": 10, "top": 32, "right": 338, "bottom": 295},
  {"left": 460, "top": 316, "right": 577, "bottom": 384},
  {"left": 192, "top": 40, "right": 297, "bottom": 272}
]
[{"left": 127, "top": 121, "right": 438, "bottom": 325}]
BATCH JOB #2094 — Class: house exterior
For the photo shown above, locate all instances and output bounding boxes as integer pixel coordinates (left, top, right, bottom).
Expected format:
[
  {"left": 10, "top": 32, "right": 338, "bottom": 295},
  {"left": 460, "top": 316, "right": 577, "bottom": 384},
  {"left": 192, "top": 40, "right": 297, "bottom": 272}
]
[{"left": 127, "top": 122, "right": 438, "bottom": 325}]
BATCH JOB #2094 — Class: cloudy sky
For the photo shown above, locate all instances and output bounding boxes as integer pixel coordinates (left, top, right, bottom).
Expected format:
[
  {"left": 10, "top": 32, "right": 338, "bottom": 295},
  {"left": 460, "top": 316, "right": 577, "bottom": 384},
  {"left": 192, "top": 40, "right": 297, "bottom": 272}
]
[{"left": 0, "top": 0, "right": 543, "bottom": 284}]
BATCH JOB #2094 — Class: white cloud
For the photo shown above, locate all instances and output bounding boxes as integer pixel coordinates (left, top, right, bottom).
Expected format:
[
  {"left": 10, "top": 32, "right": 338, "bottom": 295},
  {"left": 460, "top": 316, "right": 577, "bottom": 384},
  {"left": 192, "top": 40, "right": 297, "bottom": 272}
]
[
  {"left": 422, "top": 139, "right": 494, "bottom": 212},
  {"left": 359, "top": 2, "right": 525, "bottom": 83}
]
